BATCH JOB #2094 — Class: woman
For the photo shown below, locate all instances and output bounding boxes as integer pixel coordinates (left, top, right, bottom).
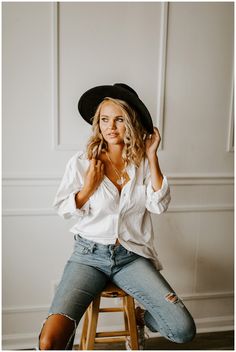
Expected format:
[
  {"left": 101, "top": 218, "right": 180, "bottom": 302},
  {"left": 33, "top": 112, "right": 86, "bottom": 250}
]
[{"left": 39, "top": 83, "right": 196, "bottom": 350}]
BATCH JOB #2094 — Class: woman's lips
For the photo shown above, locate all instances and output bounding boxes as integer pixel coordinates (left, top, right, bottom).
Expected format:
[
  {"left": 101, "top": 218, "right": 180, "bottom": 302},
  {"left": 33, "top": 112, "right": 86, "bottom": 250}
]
[{"left": 107, "top": 133, "right": 119, "bottom": 138}]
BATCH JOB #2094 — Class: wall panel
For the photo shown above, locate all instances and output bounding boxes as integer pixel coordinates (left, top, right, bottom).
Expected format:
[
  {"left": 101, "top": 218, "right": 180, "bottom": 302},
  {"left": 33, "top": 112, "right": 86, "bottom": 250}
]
[{"left": 2, "top": 2, "right": 234, "bottom": 349}]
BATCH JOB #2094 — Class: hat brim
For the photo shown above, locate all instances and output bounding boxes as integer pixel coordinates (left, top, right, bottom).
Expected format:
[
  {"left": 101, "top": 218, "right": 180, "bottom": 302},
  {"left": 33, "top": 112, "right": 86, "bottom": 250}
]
[{"left": 78, "top": 85, "right": 154, "bottom": 134}]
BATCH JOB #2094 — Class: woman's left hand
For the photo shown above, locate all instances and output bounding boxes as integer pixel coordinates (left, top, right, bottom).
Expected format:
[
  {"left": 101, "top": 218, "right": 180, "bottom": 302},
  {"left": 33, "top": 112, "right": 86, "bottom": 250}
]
[{"left": 145, "top": 127, "right": 161, "bottom": 158}]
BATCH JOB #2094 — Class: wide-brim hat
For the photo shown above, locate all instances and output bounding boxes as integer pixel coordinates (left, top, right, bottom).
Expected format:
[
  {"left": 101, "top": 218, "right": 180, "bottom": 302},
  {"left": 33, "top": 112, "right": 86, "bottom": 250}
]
[{"left": 78, "top": 83, "right": 154, "bottom": 134}]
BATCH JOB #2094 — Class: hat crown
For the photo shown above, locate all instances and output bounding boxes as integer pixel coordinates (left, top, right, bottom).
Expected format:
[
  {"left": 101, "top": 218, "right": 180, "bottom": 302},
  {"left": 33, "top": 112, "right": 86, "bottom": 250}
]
[
  {"left": 78, "top": 83, "right": 153, "bottom": 133},
  {"left": 113, "top": 83, "right": 139, "bottom": 98}
]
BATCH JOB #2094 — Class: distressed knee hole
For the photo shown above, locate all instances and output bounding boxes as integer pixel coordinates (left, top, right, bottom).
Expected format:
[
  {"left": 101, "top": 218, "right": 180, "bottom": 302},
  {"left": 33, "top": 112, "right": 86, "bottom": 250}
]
[{"left": 165, "top": 292, "right": 179, "bottom": 304}]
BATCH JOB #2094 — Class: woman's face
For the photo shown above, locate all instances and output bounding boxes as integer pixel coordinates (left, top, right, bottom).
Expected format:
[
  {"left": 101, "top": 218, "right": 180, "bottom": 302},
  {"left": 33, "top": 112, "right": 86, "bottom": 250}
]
[{"left": 99, "top": 101, "right": 126, "bottom": 145}]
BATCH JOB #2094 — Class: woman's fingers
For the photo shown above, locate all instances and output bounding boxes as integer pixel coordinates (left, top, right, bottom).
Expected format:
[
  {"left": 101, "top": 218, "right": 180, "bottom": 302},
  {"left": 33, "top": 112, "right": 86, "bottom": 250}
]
[
  {"left": 90, "top": 159, "right": 100, "bottom": 168},
  {"left": 96, "top": 159, "right": 102, "bottom": 167},
  {"left": 151, "top": 127, "right": 161, "bottom": 142},
  {"left": 98, "top": 161, "right": 105, "bottom": 176},
  {"left": 90, "top": 158, "right": 104, "bottom": 175},
  {"left": 90, "top": 158, "right": 97, "bottom": 168}
]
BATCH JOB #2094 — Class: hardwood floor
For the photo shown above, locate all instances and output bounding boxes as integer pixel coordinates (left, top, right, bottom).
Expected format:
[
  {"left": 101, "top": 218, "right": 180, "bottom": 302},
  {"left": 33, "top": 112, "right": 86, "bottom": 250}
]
[
  {"left": 86, "top": 331, "right": 234, "bottom": 350},
  {"left": 21, "top": 330, "right": 234, "bottom": 350}
]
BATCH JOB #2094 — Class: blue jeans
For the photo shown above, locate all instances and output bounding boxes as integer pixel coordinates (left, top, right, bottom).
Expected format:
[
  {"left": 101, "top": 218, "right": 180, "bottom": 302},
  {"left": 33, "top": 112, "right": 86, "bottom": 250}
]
[{"left": 47, "top": 234, "right": 196, "bottom": 346}]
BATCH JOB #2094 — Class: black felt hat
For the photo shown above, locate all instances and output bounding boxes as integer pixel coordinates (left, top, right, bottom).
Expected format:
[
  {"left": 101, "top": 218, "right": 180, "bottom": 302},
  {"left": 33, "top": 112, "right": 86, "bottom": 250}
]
[{"left": 78, "top": 83, "right": 154, "bottom": 133}]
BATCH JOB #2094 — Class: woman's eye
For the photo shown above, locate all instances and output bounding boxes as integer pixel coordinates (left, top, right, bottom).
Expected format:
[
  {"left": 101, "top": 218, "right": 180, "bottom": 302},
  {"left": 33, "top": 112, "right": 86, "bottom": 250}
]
[{"left": 100, "top": 117, "right": 124, "bottom": 123}]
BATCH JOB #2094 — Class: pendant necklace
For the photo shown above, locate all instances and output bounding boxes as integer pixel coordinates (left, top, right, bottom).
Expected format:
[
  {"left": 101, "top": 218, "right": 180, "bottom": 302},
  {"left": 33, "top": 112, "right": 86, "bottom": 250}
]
[{"left": 106, "top": 152, "right": 126, "bottom": 185}]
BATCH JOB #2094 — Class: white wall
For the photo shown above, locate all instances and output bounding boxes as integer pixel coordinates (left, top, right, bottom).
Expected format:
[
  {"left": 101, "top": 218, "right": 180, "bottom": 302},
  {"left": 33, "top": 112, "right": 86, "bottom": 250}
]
[{"left": 2, "top": 2, "right": 234, "bottom": 349}]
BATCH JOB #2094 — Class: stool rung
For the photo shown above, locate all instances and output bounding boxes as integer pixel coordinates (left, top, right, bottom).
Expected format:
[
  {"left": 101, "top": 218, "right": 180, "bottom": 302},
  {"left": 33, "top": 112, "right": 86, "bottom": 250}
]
[
  {"left": 79, "top": 282, "right": 139, "bottom": 350},
  {"left": 96, "top": 330, "right": 129, "bottom": 338},
  {"left": 95, "top": 337, "right": 127, "bottom": 344},
  {"left": 99, "top": 307, "right": 124, "bottom": 312}
]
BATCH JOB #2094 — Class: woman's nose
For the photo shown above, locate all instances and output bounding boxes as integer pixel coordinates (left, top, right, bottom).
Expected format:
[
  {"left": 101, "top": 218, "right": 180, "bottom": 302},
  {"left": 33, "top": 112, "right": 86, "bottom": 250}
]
[{"left": 108, "top": 119, "right": 116, "bottom": 129}]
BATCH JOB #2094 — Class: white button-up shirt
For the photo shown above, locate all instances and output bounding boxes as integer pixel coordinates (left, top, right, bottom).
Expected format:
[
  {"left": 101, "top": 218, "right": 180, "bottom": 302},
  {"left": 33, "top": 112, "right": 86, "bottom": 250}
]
[{"left": 53, "top": 151, "right": 171, "bottom": 270}]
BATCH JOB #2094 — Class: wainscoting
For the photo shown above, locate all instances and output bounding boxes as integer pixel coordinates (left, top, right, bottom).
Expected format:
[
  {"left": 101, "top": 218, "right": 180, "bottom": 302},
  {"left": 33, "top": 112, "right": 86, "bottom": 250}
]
[
  {"left": 84, "top": 331, "right": 234, "bottom": 350},
  {"left": 2, "top": 2, "right": 234, "bottom": 351}
]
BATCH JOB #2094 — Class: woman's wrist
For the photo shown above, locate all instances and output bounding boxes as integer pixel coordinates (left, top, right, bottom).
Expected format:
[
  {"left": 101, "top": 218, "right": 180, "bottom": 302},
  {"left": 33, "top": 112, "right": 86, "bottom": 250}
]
[
  {"left": 75, "top": 187, "right": 91, "bottom": 209},
  {"left": 147, "top": 152, "right": 158, "bottom": 163},
  {"left": 147, "top": 153, "right": 164, "bottom": 191}
]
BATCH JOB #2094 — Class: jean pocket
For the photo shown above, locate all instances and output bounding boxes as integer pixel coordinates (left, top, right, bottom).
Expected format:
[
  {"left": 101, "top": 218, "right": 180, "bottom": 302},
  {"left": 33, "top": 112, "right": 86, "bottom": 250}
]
[{"left": 74, "top": 237, "right": 93, "bottom": 254}]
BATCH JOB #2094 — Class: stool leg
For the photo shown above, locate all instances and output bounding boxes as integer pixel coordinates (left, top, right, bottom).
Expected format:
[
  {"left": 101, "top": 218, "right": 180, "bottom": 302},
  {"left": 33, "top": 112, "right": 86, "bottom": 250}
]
[
  {"left": 123, "top": 297, "right": 129, "bottom": 331},
  {"left": 124, "top": 296, "right": 139, "bottom": 350},
  {"left": 79, "top": 310, "right": 89, "bottom": 350},
  {"left": 85, "top": 295, "right": 101, "bottom": 350}
]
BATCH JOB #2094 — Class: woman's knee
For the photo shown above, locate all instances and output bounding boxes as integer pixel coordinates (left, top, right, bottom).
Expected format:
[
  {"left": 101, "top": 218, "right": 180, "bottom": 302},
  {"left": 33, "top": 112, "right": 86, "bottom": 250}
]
[
  {"left": 171, "top": 315, "right": 196, "bottom": 344},
  {"left": 39, "top": 314, "right": 76, "bottom": 350},
  {"left": 39, "top": 335, "right": 54, "bottom": 350}
]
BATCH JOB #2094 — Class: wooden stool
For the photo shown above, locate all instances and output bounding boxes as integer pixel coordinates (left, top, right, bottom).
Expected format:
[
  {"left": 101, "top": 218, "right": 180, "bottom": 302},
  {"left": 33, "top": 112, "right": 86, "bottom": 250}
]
[{"left": 79, "top": 282, "right": 139, "bottom": 350}]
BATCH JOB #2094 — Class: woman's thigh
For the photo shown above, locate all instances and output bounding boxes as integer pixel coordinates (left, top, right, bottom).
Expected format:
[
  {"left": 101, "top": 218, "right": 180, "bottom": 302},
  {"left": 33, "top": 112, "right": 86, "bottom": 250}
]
[
  {"left": 39, "top": 260, "right": 109, "bottom": 349},
  {"left": 49, "top": 260, "right": 109, "bottom": 323},
  {"left": 112, "top": 256, "right": 196, "bottom": 343}
]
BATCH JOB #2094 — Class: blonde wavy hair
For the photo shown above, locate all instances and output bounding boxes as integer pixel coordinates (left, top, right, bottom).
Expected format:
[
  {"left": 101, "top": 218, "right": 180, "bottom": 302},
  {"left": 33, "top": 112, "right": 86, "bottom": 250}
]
[{"left": 86, "top": 98, "right": 147, "bottom": 167}]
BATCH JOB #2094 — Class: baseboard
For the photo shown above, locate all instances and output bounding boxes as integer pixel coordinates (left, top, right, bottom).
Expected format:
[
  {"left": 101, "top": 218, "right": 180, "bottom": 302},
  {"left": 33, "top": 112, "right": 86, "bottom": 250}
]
[
  {"left": 2, "top": 315, "right": 234, "bottom": 350},
  {"left": 2, "top": 332, "right": 38, "bottom": 351}
]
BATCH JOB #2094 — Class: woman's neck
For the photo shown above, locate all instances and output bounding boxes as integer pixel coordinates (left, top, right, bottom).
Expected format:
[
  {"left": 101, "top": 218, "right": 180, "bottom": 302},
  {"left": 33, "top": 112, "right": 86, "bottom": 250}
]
[{"left": 107, "top": 144, "right": 123, "bottom": 158}]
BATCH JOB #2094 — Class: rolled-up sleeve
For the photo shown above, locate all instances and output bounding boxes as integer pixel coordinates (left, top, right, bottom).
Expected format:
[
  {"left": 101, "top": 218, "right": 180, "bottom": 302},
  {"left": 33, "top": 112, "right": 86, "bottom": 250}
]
[
  {"left": 143, "top": 158, "right": 171, "bottom": 214},
  {"left": 146, "top": 176, "right": 171, "bottom": 214},
  {"left": 53, "top": 154, "right": 90, "bottom": 219}
]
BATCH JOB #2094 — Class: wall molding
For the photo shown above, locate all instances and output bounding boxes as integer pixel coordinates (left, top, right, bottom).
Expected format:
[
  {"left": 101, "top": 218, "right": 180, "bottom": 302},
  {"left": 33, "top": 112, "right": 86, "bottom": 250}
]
[
  {"left": 3, "top": 209, "right": 55, "bottom": 217},
  {"left": 2, "top": 290, "right": 233, "bottom": 315},
  {"left": 227, "top": 65, "right": 234, "bottom": 152},
  {"left": 2, "top": 173, "right": 234, "bottom": 186},
  {"left": 3, "top": 174, "right": 234, "bottom": 216},
  {"left": 2, "top": 204, "right": 234, "bottom": 217},
  {"left": 156, "top": 2, "right": 168, "bottom": 150},
  {"left": 52, "top": 2, "right": 59, "bottom": 151},
  {"left": 2, "top": 292, "right": 233, "bottom": 349},
  {"left": 51, "top": 2, "right": 169, "bottom": 151},
  {"left": 168, "top": 174, "right": 234, "bottom": 185},
  {"left": 169, "top": 205, "right": 233, "bottom": 213},
  {"left": 2, "top": 315, "right": 234, "bottom": 350}
]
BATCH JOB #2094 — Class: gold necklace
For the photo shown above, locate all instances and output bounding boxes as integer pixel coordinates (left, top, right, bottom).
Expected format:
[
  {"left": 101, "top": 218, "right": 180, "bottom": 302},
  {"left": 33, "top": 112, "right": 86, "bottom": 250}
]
[{"left": 106, "top": 152, "right": 126, "bottom": 185}]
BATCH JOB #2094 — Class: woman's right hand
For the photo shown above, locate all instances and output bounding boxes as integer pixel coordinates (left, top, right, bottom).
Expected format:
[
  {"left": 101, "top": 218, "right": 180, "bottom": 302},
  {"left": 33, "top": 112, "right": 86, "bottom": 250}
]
[
  {"left": 83, "top": 159, "right": 105, "bottom": 197},
  {"left": 75, "top": 159, "right": 104, "bottom": 209}
]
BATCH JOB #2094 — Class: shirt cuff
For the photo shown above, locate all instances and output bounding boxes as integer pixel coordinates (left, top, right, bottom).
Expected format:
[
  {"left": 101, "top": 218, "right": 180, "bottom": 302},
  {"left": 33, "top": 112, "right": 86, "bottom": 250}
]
[
  {"left": 63, "top": 191, "right": 90, "bottom": 219},
  {"left": 146, "top": 175, "right": 170, "bottom": 203}
]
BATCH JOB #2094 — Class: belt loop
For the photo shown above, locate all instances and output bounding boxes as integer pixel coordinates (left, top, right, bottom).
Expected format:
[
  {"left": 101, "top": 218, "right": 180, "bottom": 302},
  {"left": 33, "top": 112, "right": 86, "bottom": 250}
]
[{"left": 91, "top": 243, "right": 96, "bottom": 253}]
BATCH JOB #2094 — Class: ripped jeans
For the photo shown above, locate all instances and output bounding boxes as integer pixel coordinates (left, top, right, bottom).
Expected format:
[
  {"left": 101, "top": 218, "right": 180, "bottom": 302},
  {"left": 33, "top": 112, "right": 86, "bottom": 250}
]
[{"left": 41, "top": 234, "right": 196, "bottom": 348}]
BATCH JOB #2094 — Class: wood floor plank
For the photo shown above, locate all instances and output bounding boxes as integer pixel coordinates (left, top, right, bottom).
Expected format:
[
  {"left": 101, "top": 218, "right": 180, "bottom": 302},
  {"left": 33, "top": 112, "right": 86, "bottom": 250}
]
[{"left": 88, "top": 330, "right": 234, "bottom": 350}]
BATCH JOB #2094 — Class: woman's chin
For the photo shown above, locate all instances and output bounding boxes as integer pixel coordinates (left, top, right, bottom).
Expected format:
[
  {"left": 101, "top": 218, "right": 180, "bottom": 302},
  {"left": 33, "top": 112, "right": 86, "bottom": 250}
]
[{"left": 105, "top": 137, "right": 124, "bottom": 145}]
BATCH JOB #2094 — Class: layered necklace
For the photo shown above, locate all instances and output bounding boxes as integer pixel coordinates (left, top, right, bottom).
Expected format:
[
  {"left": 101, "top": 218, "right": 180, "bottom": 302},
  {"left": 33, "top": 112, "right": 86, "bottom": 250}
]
[{"left": 106, "top": 151, "right": 126, "bottom": 186}]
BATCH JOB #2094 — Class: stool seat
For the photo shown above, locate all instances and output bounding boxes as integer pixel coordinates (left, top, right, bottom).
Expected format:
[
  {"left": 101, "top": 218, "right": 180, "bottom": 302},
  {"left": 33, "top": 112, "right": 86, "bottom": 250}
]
[
  {"left": 101, "top": 282, "right": 127, "bottom": 297},
  {"left": 78, "top": 282, "right": 139, "bottom": 350}
]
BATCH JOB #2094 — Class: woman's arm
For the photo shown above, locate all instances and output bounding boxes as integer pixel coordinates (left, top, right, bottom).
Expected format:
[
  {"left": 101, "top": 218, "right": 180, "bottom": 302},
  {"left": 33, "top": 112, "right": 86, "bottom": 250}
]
[
  {"left": 145, "top": 127, "right": 163, "bottom": 191},
  {"left": 75, "top": 159, "right": 104, "bottom": 209},
  {"left": 147, "top": 154, "right": 163, "bottom": 191},
  {"left": 53, "top": 152, "right": 103, "bottom": 218},
  {"left": 75, "top": 188, "right": 91, "bottom": 209},
  {"left": 143, "top": 126, "right": 171, "bottom": 214}
]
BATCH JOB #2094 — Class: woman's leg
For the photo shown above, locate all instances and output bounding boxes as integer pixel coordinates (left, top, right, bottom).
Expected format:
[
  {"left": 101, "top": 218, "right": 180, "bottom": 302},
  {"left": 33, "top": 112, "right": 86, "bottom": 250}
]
[
  {"left": 39, "top": 260, "right": 109, "bottom": 350},
  {"left": 112, "top": 256, "right": 196, "bottom": 344},
  {"left": 39, "top": 314, "right": 76, "bottom": 350}
]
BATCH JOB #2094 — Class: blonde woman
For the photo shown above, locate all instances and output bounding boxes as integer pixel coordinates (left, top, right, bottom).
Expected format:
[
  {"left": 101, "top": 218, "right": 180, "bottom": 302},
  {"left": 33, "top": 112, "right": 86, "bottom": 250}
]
[{"left": 39, "top": 84, "right": 196, "bottom": 350}]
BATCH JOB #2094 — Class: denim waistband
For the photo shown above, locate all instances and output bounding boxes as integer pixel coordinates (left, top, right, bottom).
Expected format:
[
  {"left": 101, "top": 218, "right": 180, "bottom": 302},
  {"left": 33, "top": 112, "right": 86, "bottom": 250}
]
[{"left": 74, "top": 234, "right": 121, "bottom": 252}]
